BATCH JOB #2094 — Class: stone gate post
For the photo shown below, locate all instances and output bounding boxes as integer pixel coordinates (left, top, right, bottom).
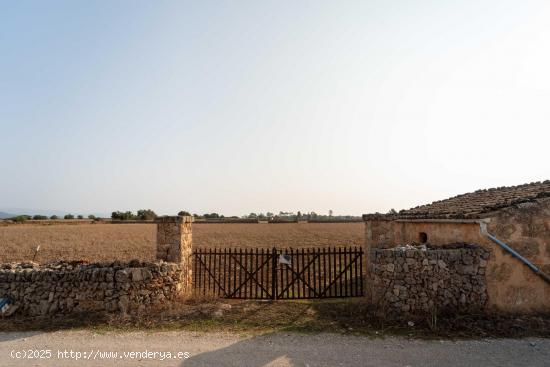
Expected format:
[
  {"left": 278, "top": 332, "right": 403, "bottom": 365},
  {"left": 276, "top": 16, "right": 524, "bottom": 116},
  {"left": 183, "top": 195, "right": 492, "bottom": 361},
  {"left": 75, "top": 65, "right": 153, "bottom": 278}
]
[
  {"left": 155, "top": 215, "right": 193, "bottom": 263},
  {"left": 362, "top": 215, "right": 377, "bottom": 303},
  {"left": 155, "top": 216, "right": 193, "bottom": 295}
]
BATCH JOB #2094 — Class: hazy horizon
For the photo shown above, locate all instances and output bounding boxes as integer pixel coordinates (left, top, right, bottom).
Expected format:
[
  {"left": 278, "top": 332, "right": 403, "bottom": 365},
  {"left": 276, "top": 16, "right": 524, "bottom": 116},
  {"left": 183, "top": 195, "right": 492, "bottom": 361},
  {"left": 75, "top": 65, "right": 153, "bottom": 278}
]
[
  {"left": 1, "top": 1, "right": 549, "bottom": 216},
  {"left": 0, "top": 206, "right": 361, "bottom": 218}
]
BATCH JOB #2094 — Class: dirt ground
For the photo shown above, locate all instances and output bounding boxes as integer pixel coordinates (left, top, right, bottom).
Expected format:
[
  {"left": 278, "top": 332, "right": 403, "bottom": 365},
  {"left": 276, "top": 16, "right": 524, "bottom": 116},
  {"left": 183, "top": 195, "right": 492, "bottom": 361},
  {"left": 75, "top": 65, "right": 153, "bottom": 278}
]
[
  {"left": 1, "top": 299, "right": 548, "bottom": 366},
  {"left": 2, "top": 299, "right": 548, "bottom": 339},
  {"left": 0, "top": 222, "right": 363, "bottom": 263},
  {"left": 0, "top": 330, "right": 548, "bottom": 367}
]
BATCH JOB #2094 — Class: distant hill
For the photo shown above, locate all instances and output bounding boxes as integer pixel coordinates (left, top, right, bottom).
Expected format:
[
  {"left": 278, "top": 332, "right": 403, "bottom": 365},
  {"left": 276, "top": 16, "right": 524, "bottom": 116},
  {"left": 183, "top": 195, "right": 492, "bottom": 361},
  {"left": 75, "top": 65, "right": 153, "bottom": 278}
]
[{"left": 0, "top": 208, "right": 108, "bottom": 219}]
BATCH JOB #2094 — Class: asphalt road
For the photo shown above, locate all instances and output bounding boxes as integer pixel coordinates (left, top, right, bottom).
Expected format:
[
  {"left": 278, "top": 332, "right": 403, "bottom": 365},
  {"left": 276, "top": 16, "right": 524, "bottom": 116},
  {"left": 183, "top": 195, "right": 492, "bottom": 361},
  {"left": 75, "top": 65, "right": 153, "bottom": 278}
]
[{"left": 0, "top": 330, "right": 548, "bottom": 367}]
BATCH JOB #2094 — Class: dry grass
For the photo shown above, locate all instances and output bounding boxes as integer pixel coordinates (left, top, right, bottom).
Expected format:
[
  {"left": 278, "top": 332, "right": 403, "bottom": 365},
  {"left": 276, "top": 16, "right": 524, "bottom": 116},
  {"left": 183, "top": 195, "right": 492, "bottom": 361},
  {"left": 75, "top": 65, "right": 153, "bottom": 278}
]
[
  {"left": 0, "top": 222, "right": 363, "bottom": 263},
  {"left": 2, "top": 298, "right": 548, "bottom": 338}
]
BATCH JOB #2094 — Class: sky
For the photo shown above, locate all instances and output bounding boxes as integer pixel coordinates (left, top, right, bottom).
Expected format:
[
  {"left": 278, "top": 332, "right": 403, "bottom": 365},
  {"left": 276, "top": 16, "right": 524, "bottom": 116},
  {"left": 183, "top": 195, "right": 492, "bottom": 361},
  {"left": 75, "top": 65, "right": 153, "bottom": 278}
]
[{"left": 1, "top": 0, "right": 549, "bottom": 217}]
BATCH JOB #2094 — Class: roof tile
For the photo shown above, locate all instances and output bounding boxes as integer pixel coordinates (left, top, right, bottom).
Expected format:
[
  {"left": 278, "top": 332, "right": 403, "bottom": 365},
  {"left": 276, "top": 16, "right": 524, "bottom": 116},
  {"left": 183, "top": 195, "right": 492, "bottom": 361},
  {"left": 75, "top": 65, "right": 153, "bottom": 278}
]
[{"left": 364, "top": 180, "right": 550, "bottom": 220}]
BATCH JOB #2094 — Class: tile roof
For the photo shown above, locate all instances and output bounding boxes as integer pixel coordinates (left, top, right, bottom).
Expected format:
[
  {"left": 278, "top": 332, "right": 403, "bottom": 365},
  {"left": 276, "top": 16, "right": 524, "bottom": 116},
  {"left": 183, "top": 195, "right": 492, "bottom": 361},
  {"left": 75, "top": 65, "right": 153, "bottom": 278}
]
[{"left": 364, "top": 180, "right": 550, "bottom": 220}]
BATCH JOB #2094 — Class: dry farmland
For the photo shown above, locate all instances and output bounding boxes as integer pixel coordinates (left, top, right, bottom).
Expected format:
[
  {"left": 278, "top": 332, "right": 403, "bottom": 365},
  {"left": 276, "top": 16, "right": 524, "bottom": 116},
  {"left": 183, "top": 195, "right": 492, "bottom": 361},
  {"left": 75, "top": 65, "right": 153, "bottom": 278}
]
[{"left": 0, "top": 222, "right": 364, "bottom": 263}]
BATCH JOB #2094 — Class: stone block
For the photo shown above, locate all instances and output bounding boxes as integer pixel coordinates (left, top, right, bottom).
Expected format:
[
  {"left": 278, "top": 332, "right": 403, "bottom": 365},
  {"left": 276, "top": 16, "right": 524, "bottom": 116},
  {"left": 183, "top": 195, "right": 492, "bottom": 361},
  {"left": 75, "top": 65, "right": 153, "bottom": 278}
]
[{"left": 371, "top": 247, "right": 488, "bottom": 314}]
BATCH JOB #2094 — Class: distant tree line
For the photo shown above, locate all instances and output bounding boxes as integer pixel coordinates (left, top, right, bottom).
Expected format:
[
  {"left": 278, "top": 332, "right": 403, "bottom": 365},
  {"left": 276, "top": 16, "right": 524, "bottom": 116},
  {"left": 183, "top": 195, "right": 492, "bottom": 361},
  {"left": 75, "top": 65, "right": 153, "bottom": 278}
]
[
  {"left": 7, "top": 214, "right": 101, "bottom": 222},
  {"left": 241, "top": 211, "right": 361, "bottom": 221},
  {"left": 111, "top": 209, "right": 157, "bottom": 221},
  {"left": 180, "top": 212, "right": 235, "bottom": 219},
  {"left": 4, "top": 209, "right": 364, "bottom": 223},
  {"left": 171, "top": 210, "right": 361, "bottom": 221}
]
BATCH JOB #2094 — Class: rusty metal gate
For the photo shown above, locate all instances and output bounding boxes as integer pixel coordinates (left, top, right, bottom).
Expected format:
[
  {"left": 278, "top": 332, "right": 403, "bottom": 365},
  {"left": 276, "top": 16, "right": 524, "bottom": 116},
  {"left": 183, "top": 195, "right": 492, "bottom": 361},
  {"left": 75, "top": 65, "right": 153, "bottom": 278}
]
[{"left": 192, "top": 247, "right": 363, "bottom": 299}]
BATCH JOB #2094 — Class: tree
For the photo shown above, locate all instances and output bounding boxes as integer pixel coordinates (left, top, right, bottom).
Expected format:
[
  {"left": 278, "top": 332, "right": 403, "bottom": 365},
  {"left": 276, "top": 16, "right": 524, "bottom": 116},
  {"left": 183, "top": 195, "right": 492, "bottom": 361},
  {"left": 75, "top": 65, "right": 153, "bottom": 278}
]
[
  {"left": 64, "top": 214, "right": 74, "bottom": 219},
  {"left": 32, "top": 215, "right": 48, "bottom": 220},
  {"left": 248, "top": 213, "right": 258, "bottom": 219},
  {"left": 266, "top": 212, "right": 274, "bottom": 218},
  {"left": 178, "top": 211, "right": 191, "bottom": 216},
  {"left": 387, "top": 208, "right": 397, "bottom": 215},
  {"left": 111, "top": 211, "right": 136, "bottom": 220},
  {"left": 50, "top": 215, "right": 58, "bottom": 220},
  {"left": 12, "top": 215, "right": 31, "bottom": 222},
  {"left": 137, "top": 209, "right": 157, "bottom": 220},
  {"left": 329, "top": 210, "right": 333, "bottom": 217},
  {"left": 88, "top": 215, "right": 96, "bottom": 220},
  {"left": 77, "top": 215, "right": 84, "bottom": 219}
]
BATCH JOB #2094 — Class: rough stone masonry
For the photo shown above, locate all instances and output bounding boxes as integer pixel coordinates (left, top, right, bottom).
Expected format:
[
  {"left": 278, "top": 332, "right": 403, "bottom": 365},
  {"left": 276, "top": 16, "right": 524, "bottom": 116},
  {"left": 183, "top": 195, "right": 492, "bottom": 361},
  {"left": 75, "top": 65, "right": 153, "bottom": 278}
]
[
  {"left": 372, "top": 244, "right": 490, "bottom": 314},
  {"left": 0, "top": 260, "right": 187, "bottom": 315},
  {"left": 0, "top": 216, "right": 193, "bottom": 316}
]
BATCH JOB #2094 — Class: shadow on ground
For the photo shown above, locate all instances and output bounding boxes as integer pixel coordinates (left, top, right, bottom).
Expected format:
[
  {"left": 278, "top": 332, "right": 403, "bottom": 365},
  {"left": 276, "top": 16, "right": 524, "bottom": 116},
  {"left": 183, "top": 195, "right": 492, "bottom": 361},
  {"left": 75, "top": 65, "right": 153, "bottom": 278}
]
[
  {"left": 179, "top": 332, "right": 550, "bottom": 367},
  {"left": 0, "top": 331, "right": 43, "bottom": 343}
]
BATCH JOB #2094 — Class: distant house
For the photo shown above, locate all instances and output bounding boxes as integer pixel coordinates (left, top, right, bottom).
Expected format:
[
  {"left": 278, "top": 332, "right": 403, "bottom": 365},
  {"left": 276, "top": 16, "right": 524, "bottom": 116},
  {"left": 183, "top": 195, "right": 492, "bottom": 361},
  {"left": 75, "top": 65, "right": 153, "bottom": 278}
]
[{"left": 363, "top": 181, "right": 550, "bottom": 313}]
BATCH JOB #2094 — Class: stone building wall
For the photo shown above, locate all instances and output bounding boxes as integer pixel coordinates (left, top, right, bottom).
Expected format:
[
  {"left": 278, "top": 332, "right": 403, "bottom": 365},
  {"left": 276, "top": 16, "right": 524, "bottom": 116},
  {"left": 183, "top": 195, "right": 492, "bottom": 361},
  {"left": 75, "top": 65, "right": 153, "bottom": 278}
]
[
  {"left": 372, "top": 246, "right": 489, "bottom": 314},
  {"left": 364, "top": 200, "right": 550, "bottom": 314},
  {"left": 0, "top": 260, "right": 188, "bottom": 316},
  {"left": 487, "top": 197, "right": 550, "bottom": 276}
]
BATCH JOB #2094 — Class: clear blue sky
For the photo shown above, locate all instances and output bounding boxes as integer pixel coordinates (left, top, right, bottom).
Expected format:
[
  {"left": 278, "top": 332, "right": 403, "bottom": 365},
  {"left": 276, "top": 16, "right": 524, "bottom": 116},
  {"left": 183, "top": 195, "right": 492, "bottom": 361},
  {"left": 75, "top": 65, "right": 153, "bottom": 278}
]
[{"left": 1, "top": 1, "right": 549, "bottom": 216}]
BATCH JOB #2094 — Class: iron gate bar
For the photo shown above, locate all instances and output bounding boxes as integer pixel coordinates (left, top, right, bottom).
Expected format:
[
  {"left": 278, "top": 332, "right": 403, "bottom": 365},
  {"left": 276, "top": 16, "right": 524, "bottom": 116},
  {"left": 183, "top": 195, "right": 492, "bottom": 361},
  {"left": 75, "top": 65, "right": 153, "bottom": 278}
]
[
  {"left": 231, "top": 249, "right": 236, "bottom": 296},
  {"left": 195, "top": 251, "right": 229, "bottom": 297},
  {"left": 277, "top": 250, "right": 321, "bottom": 298},
  {"left": 312, "top": 249, "right": 317, "bottom": 297},
  {"left": 278, "top": 258, "right": 320, "bottom": 298},
  {"left": 217, "top": 248, "right": 221, "bottom": 297},
  {"left": 271, "top": 247, "right": 277, "bottom": 299},
  {"left": 354, "top": 246, "right": 359, "bottom": 296},
  {"left": 299, "top": 248, "right": 303, "bottom": 297},
  {"left": 223, "top": 248, "right": 227, "bottom": 298},
  {"left": 193, "top": 246, "right": 363, "bottom": 299},
  {"left": 277, "top": 253, "right": 285, "bottom": 298},
  {"left": 344, "top": 247, "right": 348, "bottom": 297},
  {"left": 238, "top": 250, "right": 242, "bottom": 298},
  {"left": 324, "top": 247, "right": 329, "bottom": 297},
  {"left": 253, "top": 249, "right": 256, "bottom": 298},
  {"left": 327, "top": 247, "right": 332, "bottom": 297},
  {"left": 226, "top": 252, "right": 271, "bottom": 298},
  {"left": 243, "top": 249, "right": 247, "bottom": 298},
  {"left": 307, "top": 249, "right": 312, "bottom": 297},
  {"left": 319, "top": 250, "right": 362, "bottom": 297},
  {"left": 207, "top": 248, "right": 211, "bottom": 295},
  {"left": 338, "top": 247, "right": 342, "bottom": 296},
  {"left": 261, "top": 249, "right": 265, "bottom": 299}
]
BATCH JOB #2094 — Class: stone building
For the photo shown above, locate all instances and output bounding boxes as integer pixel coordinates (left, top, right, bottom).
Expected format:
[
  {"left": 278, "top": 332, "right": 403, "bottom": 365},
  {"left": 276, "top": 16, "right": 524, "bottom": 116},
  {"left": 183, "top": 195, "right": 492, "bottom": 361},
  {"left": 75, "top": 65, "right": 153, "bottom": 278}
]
[{"left": 364, "top": 181, "right": 550, "bottom": 313}]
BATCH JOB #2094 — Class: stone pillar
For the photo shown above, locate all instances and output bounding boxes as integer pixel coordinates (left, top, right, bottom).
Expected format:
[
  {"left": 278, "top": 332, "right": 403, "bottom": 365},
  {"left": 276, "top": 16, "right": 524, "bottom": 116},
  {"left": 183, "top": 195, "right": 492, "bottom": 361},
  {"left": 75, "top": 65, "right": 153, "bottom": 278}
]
[
  {"left": 155, "top": 215, "right": 193, "bottom": 298},
  {"left": 155, "top": 216, "right": 193, "bottom": 263},
  {"left": 364, "top": 219, "right": 373, "bottom": 276}
]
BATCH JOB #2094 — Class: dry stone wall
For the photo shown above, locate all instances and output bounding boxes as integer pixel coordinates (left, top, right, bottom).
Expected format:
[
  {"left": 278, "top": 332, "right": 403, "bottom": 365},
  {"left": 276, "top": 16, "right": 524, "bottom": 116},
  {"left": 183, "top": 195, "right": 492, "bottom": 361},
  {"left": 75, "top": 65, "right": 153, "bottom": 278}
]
[
  {"left": 0, "top": 216, "right": 194, "bottom": 317},
  {"left": 372, "top": 245, "right": 489, "bottom": 314},
  {"left": 0, "top": 260, "right": 189, "bottom": 316}
]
